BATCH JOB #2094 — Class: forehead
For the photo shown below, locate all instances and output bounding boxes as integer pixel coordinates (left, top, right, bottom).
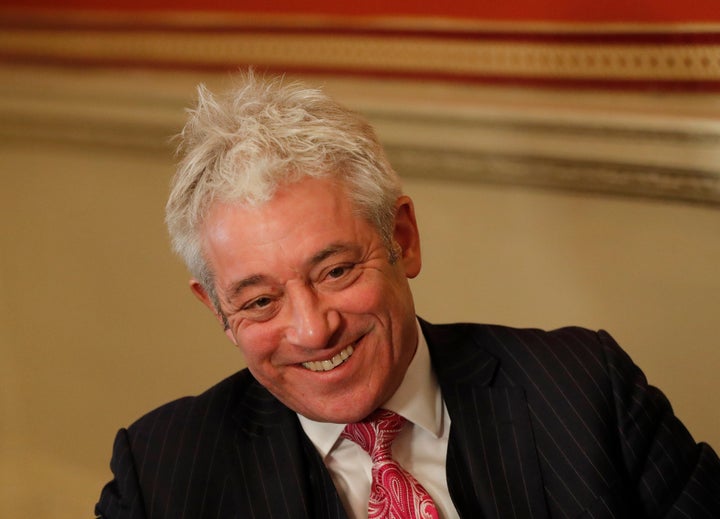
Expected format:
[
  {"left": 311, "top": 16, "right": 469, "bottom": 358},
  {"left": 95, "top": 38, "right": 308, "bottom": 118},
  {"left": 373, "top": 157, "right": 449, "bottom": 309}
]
[{"left": 200, "top": 177, "right": 378, "bottom": 278}]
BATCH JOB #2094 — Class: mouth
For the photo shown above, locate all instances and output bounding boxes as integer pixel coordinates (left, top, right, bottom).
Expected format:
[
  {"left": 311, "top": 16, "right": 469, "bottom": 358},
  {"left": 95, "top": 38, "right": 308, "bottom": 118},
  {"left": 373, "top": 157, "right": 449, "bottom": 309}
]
[{"left": 302, "top": 343, "right": 355, "bottom": 372}]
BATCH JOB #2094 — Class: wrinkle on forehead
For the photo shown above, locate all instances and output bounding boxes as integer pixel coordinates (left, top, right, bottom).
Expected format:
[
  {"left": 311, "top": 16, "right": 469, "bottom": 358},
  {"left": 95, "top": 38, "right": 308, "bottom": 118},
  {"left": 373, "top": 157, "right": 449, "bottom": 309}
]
[{"left": 200, "top": 177, "right": 382, "bottom": 301}]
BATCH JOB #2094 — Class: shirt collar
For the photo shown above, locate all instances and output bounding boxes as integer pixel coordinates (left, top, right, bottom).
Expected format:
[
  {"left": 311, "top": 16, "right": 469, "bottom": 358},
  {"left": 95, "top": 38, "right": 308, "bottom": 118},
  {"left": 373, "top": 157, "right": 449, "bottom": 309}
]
[{"left": 298, "top": 319, "right": 443, "bottom": 459}]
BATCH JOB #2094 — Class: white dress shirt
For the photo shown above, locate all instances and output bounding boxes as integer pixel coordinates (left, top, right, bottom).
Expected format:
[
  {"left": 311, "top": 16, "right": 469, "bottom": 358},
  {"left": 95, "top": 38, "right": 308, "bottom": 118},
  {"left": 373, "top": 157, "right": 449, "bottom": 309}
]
[{"left": 299, "top": 321, "right": 459, "bottom": 519}]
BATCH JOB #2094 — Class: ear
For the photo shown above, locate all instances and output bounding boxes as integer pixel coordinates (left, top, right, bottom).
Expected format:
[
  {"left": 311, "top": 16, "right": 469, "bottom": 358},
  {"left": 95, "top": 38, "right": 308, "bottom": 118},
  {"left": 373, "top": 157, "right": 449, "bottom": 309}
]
[
  {"left": 189, "top": 279, "right": 237, "bottom": 345},
  {"left": 392, "top": 195, "right": 422, "bottom": 279}
]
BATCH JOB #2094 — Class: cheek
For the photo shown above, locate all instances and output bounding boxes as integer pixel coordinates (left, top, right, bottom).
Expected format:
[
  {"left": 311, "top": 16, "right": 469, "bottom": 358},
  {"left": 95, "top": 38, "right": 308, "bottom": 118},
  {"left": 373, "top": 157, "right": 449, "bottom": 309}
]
[
  {"left": 233, "top": 324, "right": 283, "bottom": 366},
  {"left": 334, "top": 273, "right": 397, "bottom": 313}
]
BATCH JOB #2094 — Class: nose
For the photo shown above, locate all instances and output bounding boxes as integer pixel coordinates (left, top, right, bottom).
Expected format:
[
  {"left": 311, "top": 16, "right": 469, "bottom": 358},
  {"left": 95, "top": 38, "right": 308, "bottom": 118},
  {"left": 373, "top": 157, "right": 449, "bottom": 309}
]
[{"left": 284, "top": 283, "right": 340, "bottom": 349}]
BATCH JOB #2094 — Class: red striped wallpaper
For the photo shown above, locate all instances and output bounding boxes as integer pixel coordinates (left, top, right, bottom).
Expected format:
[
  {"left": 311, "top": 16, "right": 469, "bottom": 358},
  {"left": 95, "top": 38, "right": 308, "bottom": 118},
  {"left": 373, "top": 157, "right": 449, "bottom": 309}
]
[{"left": 2, "top": 0, "right": 720, "bottom": 23}]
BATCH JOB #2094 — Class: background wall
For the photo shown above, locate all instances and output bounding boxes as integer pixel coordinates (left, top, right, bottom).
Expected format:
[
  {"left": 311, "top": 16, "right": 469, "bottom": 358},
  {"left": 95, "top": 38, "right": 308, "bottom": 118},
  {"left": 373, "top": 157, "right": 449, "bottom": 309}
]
[{"left": 1, "top": 3, "right": 719, "bottom": 518}]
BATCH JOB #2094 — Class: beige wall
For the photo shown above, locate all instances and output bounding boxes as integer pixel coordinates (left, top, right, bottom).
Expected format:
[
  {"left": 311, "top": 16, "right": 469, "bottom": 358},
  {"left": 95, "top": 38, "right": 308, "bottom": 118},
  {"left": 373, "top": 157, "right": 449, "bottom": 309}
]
[
  {"left": 407, "top": 177, "right": 720, "bottom": 442},
  {"left": 1, "top": 69, "right": 718, "bottom": 518}
]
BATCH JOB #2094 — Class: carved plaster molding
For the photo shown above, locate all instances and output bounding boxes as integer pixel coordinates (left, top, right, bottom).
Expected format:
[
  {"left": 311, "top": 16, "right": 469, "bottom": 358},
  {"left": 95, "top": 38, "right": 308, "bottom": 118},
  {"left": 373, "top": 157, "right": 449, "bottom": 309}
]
[{"left": 1, "top": 66, "right": 718, "bottom": 206}]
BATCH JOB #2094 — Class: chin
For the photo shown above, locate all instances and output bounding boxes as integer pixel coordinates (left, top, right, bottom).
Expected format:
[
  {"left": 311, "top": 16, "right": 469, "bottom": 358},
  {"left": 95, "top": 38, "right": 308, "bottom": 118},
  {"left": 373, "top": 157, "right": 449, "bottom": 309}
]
[{"left": 303, "top": 400, "right": 379, "bottom": 424}]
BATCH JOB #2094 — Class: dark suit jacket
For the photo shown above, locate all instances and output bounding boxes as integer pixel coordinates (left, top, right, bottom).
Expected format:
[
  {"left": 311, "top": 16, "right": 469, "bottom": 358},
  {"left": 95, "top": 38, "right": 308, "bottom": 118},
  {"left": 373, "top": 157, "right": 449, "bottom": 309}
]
[{"left": 96, "top": 321, "right": 720, "bottom": 518}]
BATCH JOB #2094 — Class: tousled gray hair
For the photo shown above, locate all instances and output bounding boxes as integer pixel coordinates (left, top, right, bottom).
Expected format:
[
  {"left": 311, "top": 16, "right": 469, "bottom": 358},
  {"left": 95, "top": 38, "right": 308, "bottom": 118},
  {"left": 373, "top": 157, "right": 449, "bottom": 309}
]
[{"left": 166, "top": 72, "right": 402, "bottom": 306}]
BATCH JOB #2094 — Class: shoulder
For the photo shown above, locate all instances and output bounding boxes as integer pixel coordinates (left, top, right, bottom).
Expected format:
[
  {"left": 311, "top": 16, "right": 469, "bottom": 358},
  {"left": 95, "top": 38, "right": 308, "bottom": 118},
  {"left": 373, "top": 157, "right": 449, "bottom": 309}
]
[
  {"left": 103, "top": 369, "right": 273, "bottom": 516},
  {"left": 125, "top": 368, "right": 255, "bottom": 445},
  {"left": 421, "top": 319, "right": 633, "bottom": 395},
  {"left": 423, "top": 319, "right": 620, "bottom": 369}
]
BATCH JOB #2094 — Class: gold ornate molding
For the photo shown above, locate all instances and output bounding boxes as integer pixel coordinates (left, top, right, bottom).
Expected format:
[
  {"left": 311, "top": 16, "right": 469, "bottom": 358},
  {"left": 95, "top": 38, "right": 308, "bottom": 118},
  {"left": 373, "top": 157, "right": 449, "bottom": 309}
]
[
  {"left": 1, "top": 67, "right": 718, "bottom": 205},
  {"left": 2, "top": 11, "right": 720, "bottom": 90}
]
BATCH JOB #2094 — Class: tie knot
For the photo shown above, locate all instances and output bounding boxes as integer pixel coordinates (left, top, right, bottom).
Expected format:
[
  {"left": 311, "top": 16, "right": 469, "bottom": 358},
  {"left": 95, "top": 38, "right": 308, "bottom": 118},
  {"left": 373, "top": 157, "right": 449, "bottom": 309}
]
[{"left": 341, "top": 409, "right": 406, "bottom": 462}]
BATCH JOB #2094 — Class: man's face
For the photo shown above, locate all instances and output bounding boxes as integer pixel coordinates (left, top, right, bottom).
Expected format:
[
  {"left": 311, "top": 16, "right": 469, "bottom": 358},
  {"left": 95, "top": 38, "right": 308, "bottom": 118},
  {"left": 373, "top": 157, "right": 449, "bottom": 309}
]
[{"left": 191, "top": 177, "right": 422, "bottom": 423}]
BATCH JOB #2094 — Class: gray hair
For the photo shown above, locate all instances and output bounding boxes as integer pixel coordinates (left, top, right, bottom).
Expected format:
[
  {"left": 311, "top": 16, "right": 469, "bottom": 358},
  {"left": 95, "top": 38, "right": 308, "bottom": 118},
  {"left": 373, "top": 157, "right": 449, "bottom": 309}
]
[{"left": 166, "top": 72, "right": 402, "bottom": 305}]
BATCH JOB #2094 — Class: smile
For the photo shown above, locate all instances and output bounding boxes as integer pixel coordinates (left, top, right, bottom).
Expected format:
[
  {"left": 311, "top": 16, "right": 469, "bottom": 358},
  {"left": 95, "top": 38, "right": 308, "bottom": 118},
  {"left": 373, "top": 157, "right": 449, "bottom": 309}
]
[{"left": 302, "top": 344, "right": 355, "bottom": 372}]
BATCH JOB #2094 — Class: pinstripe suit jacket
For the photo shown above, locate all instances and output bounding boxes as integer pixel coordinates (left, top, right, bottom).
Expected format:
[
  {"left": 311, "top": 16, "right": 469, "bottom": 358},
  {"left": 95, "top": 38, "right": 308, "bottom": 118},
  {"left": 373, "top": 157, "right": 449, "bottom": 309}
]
[{"left": 96, "top": 321, "right": 720, "bottom": 518}]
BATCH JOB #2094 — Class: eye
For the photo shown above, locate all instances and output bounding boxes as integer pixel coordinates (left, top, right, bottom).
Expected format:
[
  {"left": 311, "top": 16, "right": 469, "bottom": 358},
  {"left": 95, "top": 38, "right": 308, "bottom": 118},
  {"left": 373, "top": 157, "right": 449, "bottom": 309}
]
[
  {"left": 318, "top": 263, "right": 361, "bottom": 290},
  {"left": 327, "top": 265, "right": 350, "bottom": 279},
  {"left": 244, "top": 296, "right": 273, "bottom": 310},
  {"left": 235, "top": 294, "right": 281, "bottom": 323}
]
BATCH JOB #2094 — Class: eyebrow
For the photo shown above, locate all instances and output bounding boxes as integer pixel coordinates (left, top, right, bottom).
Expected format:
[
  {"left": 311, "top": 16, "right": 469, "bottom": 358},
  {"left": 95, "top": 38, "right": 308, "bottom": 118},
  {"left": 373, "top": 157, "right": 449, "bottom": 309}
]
[
  {"left": 225, "top": 274, "right": 267, "bottom": 303},
  {"left": 308, "top": 242, "right": 358, "bottom": 266},
  {"left": 224, "top": 242, "right": 361, "bottom": 302}
]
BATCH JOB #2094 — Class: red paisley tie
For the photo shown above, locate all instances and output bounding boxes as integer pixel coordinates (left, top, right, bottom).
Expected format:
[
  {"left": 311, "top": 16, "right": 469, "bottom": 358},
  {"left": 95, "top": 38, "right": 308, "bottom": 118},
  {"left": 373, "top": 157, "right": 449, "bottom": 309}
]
[{"left": 341, "top": 409, "right": 440, "bottom": 519}]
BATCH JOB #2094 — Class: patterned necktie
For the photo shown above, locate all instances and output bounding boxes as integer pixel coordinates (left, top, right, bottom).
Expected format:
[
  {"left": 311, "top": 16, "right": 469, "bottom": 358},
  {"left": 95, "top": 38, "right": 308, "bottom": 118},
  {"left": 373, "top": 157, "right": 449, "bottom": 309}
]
[{"left": 341, "top": 409, "right": 440, "bottom": 519}]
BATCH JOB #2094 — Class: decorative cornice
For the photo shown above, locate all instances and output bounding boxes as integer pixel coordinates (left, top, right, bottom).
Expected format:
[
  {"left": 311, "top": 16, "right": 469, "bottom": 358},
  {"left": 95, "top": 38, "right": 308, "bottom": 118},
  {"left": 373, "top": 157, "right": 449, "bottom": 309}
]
[
  {"left": 387, "top": 146, "right": 720, "bottom": 205},
  {"left": 2, "top": 11, "right": 720, "bottom": 90},
  {"left": 1, "top": 67, "right": 718, "bottom": 206},
  {"left": 365, "top": 106, "right": 720, "bottom": 205}
]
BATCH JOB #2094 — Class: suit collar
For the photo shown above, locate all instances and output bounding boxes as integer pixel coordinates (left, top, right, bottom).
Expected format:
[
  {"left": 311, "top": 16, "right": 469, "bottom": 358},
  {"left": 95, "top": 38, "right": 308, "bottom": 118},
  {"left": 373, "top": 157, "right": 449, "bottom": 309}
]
[
  {"left": 227, "top": 374, "right": 348, "bottom": 519},
  {"left": 420, "top": 319, "right": 549, "bottom": 519},
  {"left": 420, "top": 318, "right": 500, "bottom": 392},
  {"left": 230, "top": 375, "right": 293, "bottom": 436}
]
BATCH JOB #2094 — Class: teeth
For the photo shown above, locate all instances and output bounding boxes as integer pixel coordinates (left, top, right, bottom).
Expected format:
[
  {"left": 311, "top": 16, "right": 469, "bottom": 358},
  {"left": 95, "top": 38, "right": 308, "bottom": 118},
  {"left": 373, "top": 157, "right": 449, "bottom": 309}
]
[{"left": 302, "top": 345, "right": 355, "bottom": 372}]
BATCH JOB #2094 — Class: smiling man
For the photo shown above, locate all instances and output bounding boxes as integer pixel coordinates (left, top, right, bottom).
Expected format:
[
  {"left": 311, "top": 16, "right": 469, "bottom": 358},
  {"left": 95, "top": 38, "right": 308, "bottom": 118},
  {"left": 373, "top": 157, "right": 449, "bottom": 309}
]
[
  {"left": 193, "top": 176, "right": 421, "bottom": 424},
  {"left": 96, "top": 73, "right": 720, "bottom": 519}
]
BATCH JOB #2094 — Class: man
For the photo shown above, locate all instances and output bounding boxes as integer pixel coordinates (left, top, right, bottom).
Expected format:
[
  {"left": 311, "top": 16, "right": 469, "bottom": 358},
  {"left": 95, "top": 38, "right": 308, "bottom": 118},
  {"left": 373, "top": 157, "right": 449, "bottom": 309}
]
[{"left": 96, "top": 73, "right": 720, "bottom": 518}]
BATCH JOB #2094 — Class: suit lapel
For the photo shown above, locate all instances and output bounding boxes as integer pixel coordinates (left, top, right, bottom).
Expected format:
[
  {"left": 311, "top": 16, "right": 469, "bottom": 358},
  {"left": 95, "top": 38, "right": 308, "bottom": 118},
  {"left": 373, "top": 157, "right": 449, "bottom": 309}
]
[
  {"left": 227, "top": 379, "right": 347, "bottom": 519},
  {"left": 421, "top": 320, "right": 549, "bottom": 519}
]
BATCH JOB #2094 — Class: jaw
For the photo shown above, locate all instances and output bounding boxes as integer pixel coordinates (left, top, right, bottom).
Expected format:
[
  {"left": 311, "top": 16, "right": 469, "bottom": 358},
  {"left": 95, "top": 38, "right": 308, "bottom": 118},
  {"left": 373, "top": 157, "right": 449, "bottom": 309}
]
[
  {"left": 256, "top": 320, "right": 417, "bottom": 423},
  {"left": 264, "top": 350, "right": 399, "bottom": 423}
]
